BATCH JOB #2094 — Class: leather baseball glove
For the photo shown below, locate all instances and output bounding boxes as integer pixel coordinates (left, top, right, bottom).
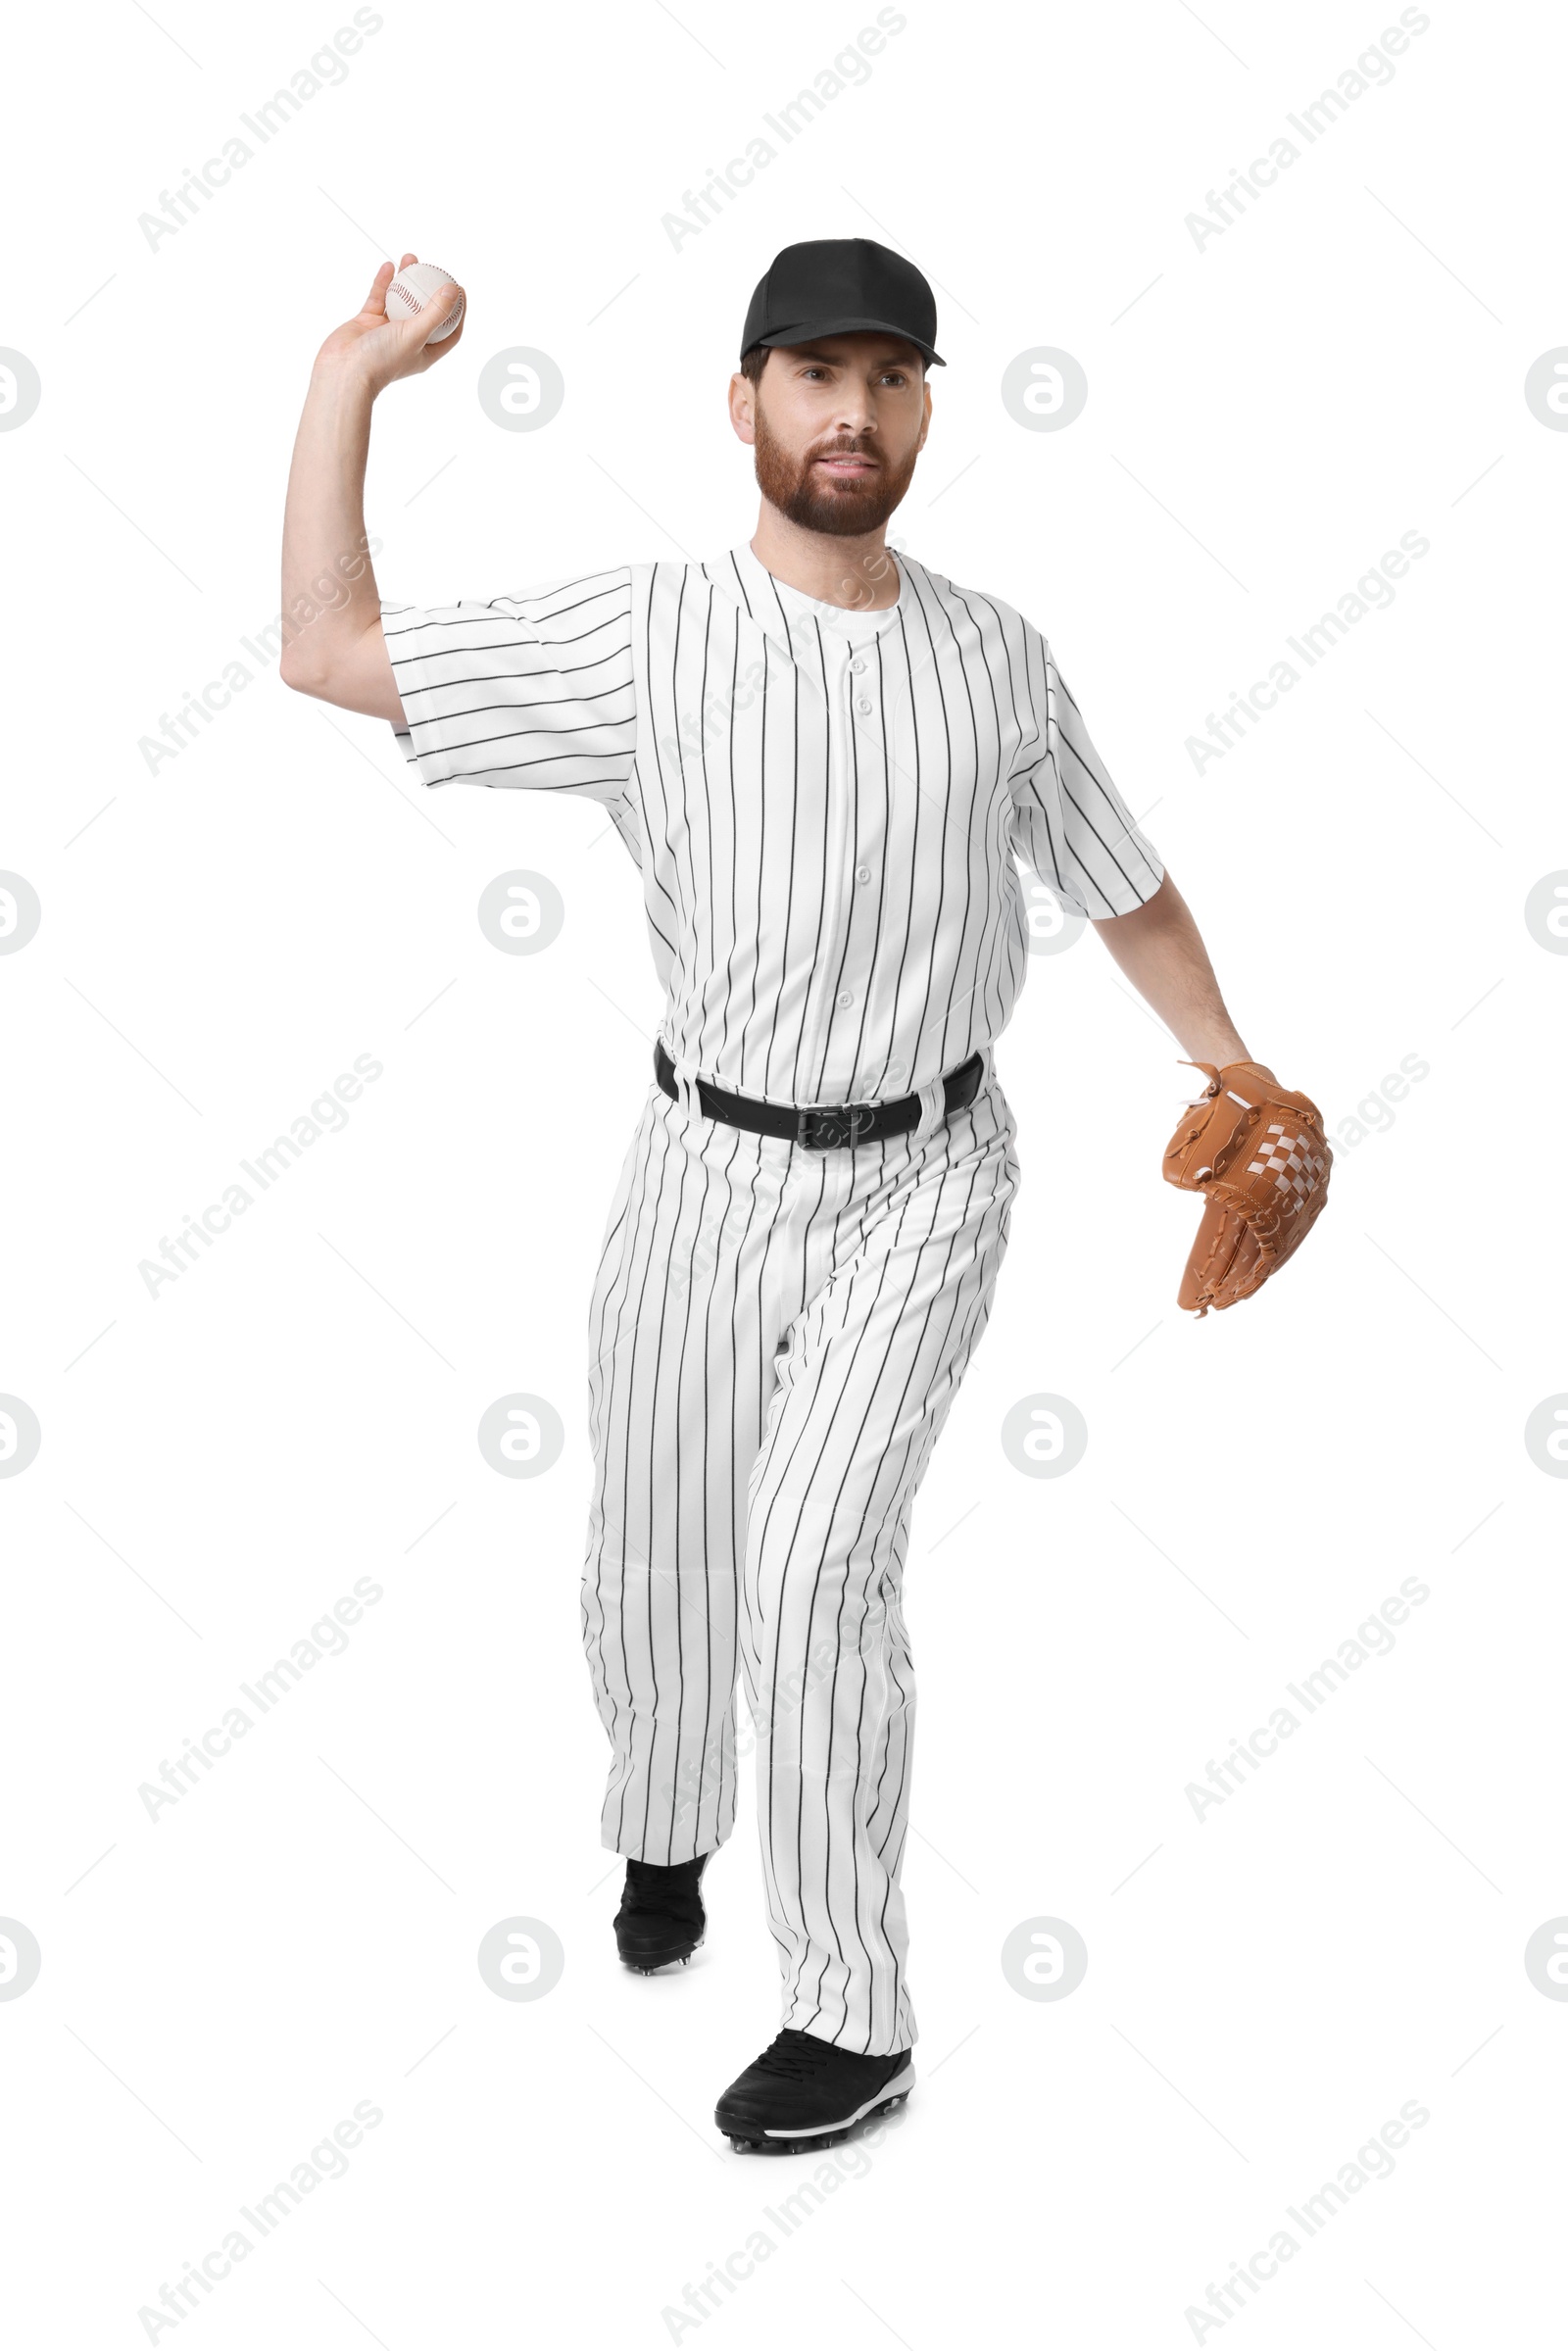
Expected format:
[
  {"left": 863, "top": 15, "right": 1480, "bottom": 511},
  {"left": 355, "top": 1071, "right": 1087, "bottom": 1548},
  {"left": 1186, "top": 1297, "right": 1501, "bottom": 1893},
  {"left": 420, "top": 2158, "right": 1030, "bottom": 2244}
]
[{"left": 1162, "top": 1060, "right": 1332, "bottom": 1315}]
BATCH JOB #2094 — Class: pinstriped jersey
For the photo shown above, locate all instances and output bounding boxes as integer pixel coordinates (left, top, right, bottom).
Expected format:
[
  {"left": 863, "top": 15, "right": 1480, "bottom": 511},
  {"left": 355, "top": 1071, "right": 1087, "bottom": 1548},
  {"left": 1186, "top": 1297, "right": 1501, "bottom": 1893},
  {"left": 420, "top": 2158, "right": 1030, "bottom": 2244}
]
[{"left": 380, "top": 540, "right": 1163, "bottom": 1106}]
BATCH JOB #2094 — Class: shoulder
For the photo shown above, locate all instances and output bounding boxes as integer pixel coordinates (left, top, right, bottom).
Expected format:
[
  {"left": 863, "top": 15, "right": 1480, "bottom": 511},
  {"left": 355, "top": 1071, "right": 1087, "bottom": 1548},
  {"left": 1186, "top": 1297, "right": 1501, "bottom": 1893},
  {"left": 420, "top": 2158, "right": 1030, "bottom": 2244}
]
[
  {"left": 903, "top": 556, "right": 1049, "bottom": 656},
  {"left": 632, "top": 555, "right": 759, "bottom": 614},
  {"left": 492, "top": 565, "right": 635, "bottom": 636}
]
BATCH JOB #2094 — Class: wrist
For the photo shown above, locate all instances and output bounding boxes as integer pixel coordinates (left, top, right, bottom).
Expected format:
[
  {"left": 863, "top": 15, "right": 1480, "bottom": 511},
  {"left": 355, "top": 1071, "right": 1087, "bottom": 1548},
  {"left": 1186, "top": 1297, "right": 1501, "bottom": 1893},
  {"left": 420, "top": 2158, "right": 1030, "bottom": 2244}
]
[
  {"left": 1181, "top": 1033, "right": 1250, "bottom": 1070},
  {"left": 312, "top": 348, "right": 379, "bottom": 404}
]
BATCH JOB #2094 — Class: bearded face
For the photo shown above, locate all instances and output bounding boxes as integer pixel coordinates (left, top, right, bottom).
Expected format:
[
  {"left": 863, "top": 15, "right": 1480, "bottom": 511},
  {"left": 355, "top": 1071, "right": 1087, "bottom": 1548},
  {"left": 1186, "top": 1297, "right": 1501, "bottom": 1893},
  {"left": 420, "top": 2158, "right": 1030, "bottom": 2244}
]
[{"left": 748, "top": 340, "right": 926, "bottom": 539}]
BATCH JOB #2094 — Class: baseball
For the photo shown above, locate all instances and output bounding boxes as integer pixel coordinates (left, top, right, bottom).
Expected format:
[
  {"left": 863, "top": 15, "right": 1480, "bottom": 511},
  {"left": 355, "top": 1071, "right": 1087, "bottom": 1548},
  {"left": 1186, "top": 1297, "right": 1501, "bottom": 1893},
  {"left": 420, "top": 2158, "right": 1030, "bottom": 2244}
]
[{"left": 384, "top": 263, "right": 465, "bottom": 344}]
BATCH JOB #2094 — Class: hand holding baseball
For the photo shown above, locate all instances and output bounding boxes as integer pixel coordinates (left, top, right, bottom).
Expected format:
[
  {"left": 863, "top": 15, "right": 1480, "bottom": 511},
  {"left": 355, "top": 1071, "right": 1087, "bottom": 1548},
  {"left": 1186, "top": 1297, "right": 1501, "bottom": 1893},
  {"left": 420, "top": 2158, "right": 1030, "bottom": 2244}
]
[{"left": 315, "top": 253, "right": 466, "bottom": 392}]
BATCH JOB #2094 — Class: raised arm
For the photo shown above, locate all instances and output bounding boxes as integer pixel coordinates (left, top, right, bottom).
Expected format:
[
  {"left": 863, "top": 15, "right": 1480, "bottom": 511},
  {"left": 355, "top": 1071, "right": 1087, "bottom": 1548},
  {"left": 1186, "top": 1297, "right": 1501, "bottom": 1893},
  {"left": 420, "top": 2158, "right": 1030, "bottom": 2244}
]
[
  {"left": 1091, "top": 873, "right": 1267, "bottom": 1075},
  {"left": 278, "top": 254, "right": 466, "bottom": 721}
]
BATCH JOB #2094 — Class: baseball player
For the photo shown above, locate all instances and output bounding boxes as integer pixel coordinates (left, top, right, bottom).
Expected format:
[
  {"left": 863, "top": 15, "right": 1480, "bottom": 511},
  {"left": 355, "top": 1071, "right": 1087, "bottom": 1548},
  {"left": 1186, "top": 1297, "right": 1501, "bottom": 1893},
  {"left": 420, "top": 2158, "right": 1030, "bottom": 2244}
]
[{"left": 279, "top": 236, "right": 1328, "bottom": 2153}]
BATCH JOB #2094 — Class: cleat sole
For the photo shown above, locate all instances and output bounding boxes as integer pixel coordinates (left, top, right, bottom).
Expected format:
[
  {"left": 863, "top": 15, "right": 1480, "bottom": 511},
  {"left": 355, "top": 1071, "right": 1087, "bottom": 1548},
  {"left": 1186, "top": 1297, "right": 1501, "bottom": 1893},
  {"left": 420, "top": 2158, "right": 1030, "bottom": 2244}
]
[
  {"left": 719, "top": 2086, "right": 911, "bottom": 2155},
  {"left": 619, "top": 1933, "right": 705, "bottom": 1975}
]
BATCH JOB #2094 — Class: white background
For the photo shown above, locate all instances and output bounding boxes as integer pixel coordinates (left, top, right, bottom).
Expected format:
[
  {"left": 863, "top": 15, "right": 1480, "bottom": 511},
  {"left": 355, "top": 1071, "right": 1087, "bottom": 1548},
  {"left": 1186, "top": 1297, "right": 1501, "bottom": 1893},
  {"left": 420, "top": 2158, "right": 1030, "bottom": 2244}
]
[{"left": 4, "top": 0, "right": 1564, "bottom": 2342}]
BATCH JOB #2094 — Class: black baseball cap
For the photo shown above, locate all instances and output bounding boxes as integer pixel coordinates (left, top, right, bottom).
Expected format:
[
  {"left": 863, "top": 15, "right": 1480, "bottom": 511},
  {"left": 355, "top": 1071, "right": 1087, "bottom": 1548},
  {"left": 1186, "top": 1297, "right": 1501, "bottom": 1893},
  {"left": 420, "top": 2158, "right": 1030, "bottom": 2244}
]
[{"left": 740, "top": 236, "right": 945, "bottom": 369}]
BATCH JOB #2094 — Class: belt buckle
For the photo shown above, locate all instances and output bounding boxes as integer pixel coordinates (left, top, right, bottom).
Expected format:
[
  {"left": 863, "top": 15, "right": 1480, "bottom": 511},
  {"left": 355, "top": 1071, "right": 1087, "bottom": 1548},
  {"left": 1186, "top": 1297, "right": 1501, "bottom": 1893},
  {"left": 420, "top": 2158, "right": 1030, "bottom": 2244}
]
[{"left": 795, "top": 1101, "right": 863, "bottom": 1151}]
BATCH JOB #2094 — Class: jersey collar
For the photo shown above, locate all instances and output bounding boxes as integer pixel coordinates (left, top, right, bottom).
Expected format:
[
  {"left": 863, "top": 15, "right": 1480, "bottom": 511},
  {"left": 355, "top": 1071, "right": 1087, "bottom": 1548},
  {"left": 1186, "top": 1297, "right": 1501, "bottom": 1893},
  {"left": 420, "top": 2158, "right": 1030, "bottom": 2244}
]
[{"left": 704, "top": 537, "right": 917, "bottom": 664}]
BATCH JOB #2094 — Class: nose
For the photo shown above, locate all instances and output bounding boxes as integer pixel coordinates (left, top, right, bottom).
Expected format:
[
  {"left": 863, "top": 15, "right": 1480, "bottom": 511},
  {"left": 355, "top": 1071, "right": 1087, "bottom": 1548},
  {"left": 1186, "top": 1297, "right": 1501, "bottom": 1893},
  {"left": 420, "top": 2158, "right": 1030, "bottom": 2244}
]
[{"left": 828, "top": 394, "right": 876, "bottom": 442}]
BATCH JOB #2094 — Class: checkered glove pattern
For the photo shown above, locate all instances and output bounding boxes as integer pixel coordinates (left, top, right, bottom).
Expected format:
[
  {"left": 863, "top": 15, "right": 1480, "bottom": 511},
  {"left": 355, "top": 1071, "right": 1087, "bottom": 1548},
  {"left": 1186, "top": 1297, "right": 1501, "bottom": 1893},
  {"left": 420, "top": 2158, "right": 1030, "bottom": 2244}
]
[{"left": 1161, "top": 1059, "right": 1332, "bottom": 1316}]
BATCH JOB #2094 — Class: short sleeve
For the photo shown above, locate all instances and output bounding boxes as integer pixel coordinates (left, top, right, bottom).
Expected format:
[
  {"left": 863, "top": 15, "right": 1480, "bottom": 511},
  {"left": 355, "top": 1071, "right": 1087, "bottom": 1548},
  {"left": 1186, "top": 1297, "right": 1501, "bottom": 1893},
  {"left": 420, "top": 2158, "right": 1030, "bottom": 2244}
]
[
  {"left": 379, "top": 566, "right": 636, "bottom": 801},
  {"left": 1010, "top": 632, "right": 1163, "bottom": 918}
]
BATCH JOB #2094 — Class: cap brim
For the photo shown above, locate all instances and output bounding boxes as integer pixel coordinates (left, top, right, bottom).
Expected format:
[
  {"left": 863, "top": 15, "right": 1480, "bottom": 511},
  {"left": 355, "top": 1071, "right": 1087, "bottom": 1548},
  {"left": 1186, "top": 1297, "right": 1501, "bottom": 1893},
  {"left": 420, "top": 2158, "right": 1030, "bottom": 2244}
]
[{"left": 758, "top": 317, "right": 945, "bottom": 367}]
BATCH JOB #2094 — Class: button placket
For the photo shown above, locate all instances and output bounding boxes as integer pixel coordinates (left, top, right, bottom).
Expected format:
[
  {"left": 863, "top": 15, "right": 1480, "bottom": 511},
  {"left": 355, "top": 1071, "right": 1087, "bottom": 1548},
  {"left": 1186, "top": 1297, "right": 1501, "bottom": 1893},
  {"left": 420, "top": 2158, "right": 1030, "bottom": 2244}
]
[
  {"left": 838, "top": 640, "right": 883, "bottom": 1053},
  {"left": 833, "top": 650, "right": 859, "bottom": 1029},
  {"left": 802, "top": 621, "right": 889, "bottom": 1097},
  {"left": 795, "top": 638, "right": 858, "bottom": 1099}
]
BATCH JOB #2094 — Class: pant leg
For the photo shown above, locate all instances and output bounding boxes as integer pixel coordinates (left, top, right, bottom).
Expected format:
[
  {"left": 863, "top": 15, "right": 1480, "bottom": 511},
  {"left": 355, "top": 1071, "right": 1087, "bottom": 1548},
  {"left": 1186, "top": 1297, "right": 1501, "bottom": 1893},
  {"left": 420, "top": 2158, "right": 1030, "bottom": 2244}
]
[
  {"left": 737, "top": 1088, "right": 1019, "bottom": 2054},
  {"left": 580, "top": 1082, "right": 793, "bottom": 1863}
]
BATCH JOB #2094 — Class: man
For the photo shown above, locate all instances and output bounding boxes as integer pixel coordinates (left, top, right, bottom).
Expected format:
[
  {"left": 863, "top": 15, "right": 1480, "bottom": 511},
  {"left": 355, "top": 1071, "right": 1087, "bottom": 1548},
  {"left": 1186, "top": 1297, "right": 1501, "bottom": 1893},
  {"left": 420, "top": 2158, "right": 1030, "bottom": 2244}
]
[{"left": 280, "top": 236, "right": 1283, "bottom": 2153}]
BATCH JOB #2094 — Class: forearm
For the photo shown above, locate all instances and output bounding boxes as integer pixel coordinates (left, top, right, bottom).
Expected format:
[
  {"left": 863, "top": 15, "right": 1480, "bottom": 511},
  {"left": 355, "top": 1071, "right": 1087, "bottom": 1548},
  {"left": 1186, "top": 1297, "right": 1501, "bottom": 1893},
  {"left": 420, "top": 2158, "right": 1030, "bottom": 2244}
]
[
  {"left": 1091, "top": 873, "right": 1251, "bottom": 1066},
  {"left": 278, "top": 359, "right": 387, "bottom": 702}
]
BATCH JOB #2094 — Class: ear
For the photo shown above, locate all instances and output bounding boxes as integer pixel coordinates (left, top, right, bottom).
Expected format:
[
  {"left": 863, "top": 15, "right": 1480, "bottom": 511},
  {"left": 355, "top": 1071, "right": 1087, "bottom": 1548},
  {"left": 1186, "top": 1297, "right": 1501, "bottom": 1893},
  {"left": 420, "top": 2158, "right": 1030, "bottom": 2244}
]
[{"left": 728, "top": 369, "right": 758, "bottom": 447}]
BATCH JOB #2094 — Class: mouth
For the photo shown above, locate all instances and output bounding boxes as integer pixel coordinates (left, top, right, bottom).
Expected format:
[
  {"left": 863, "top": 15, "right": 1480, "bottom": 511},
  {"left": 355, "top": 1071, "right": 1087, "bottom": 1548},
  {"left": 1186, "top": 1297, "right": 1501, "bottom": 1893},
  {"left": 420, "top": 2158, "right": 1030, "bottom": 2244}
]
[{"left": 814, "top": 455, "right": 878, "bottom": 476}]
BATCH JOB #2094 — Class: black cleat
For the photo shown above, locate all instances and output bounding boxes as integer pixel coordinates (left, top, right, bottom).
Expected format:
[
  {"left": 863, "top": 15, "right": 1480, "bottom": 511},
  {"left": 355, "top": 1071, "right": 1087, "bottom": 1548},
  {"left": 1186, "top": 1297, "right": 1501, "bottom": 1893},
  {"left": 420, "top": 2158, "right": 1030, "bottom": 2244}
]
[
  {"left": 612, "top": 1852, "right": 710, "bottom": 1973},
  {"left": 714, "top": 2028, "right": 914, "bottom": 2153}
]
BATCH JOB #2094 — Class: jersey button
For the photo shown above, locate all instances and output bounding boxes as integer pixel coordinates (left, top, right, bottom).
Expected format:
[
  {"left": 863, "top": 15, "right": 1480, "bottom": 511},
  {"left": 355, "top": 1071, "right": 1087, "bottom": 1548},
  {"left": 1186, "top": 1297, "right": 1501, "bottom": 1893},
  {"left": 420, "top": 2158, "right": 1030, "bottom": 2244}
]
[
  {"left": 849, "top": 659, "right": 865, "bottom": 674},
  {"left": 836, "top": 989, "right": 855, "bottom": 1008},
  {"left": 856, "top": 697, "right": 872, "bottom": 714},
  {"left": 855, "top": 865, "right": 871, "bottom": 885}
]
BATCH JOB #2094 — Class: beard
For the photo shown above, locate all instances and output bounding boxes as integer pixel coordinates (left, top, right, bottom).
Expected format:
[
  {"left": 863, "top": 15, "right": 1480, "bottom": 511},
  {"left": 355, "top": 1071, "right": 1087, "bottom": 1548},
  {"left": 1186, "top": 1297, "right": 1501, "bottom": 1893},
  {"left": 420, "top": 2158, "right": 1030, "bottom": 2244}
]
[{"left": 752, "top": 395, "right": 917, "bottom": 538}]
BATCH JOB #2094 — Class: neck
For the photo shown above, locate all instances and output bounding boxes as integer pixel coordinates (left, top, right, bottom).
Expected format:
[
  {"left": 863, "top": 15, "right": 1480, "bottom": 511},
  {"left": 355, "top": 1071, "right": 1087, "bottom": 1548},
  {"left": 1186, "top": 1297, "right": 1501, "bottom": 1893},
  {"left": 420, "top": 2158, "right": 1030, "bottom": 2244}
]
[{"left": 748, "top": 510, "right": 902, "bottom": 611}]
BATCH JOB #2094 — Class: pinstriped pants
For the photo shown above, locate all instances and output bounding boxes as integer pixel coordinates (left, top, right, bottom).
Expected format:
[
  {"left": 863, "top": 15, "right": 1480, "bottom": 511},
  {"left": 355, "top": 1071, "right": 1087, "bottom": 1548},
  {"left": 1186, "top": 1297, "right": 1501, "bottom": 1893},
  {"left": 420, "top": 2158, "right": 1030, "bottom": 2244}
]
[{"left": 580, "top": 1050, "right": 1019, "bottom": 2056}]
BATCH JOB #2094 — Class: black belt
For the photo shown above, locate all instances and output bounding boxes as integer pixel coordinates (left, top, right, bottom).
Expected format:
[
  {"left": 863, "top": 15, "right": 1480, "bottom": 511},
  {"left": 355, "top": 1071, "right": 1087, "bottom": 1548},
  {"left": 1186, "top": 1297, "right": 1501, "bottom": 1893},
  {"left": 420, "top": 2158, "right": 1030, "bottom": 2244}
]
[{"left": 654, "top": 1037, "right": 984, "bottom": 1151}]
